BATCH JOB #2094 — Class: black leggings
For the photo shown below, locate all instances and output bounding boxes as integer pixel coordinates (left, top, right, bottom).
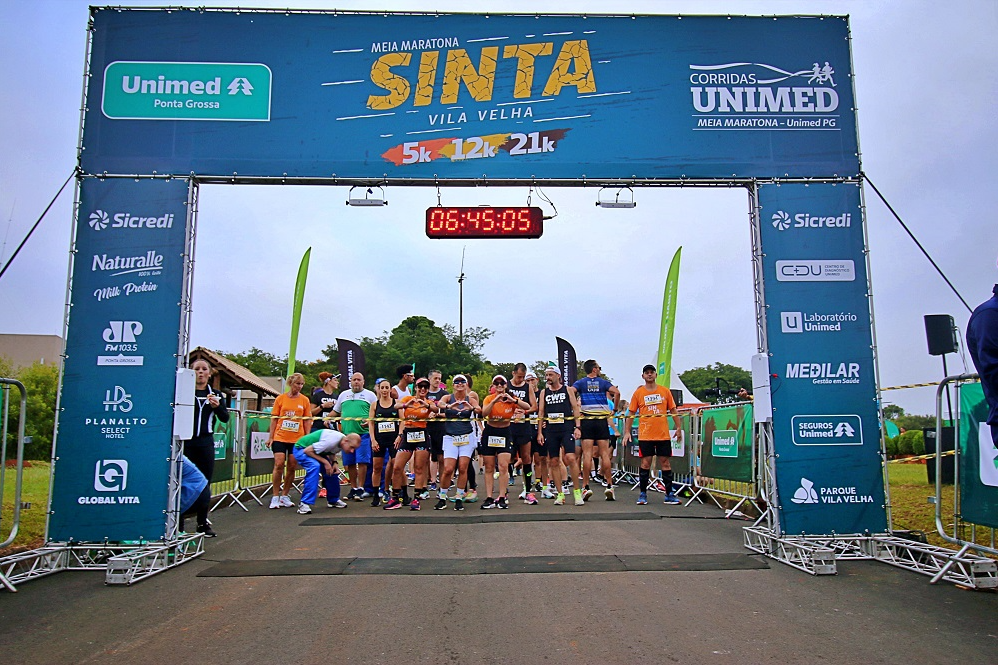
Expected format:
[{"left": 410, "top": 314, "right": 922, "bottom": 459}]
[
  {"left": 185, "top": 439, "right": 215, "bottom": 484},
  {"left": 181, "top": 485, "right": 211, "bottom": 529}
]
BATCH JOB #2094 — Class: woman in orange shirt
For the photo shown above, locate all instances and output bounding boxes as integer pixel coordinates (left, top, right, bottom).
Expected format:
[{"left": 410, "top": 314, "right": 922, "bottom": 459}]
[
  {"left": 480, "top": 375, "right": 530, "bottom": 509},
  {"left": 267, "top": 373, "right": 313, "bottom": 509},
  {"left": 385, "top": 377, "right": 438, "bottom": 510}
]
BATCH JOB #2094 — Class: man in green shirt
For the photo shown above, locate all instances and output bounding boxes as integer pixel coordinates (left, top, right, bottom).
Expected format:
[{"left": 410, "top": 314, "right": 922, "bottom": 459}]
[{"left": 333, "top": 373, "right": 378, "bottom": 500}]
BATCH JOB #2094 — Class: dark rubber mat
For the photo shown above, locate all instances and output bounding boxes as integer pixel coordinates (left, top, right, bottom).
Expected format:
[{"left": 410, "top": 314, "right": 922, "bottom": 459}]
[
  {"left": 198, "top": 553, "right": 768, "bottom": 577},
  {"left": 301, "top": 511, "right": 662, "bottom": 526}
]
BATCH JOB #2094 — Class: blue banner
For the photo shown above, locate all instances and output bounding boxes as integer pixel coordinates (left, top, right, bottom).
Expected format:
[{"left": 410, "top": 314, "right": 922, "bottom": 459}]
[
  {"left": 758, "top": 182, "right": 887, "bottom": 536},
  {"left": 49, "top": 178, "right": 189, "bottom": 542},
  {"left": 82, "top": 10, "right": 858, "bottom": 180}
]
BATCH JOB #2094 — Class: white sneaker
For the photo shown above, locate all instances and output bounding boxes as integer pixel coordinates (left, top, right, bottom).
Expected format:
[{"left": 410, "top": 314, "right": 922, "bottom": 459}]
[
  {"left": 328, "top": 499, "right": 348, "bottom": 508},
  {"left": 279, "top": 495, "right": 294, "bottom": 508},
  {"left": 518, "top": 490, "right": 527, "bottom": 500},
  {"left": 297, "top": 503, "right": 312, "bottom": 514},
  {"left": 269, "top": 496, "right": 281, "bottom": 509},
  {"left": 605, "top": 487, "right": 615, "bottom": 501}
]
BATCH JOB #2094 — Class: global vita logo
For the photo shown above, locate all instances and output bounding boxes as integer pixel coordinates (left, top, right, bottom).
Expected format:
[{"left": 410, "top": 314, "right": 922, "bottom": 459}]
[{"left": 89, "top": 210, "right": 110, "bottom": 231}]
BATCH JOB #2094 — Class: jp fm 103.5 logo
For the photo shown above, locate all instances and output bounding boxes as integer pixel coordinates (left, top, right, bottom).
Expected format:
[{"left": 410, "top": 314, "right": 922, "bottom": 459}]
[
  {"left": 97, "top": 320, "right": 145, "bottom": 367},
  {"left": 88, "top": 209, "right": 175, "bottom": 232}
]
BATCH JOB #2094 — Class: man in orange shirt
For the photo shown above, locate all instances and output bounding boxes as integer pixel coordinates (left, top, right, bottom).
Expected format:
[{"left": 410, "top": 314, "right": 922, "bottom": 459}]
[
  {"left": 623, "top": 364, "right": 683, "bottom": 506},
  {"left": 267, "top": 372, "right": 313, "bottom": 509}
]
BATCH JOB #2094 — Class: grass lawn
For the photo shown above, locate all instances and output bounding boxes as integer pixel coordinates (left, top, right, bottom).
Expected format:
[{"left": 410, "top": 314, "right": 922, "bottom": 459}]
[{"left": 1, "top": 461, "right": 50, "bottom": 555}]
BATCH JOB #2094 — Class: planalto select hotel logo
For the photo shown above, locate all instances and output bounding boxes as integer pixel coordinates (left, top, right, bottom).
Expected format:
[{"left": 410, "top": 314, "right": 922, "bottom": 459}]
[{"left": 102, "top": 62, "right": 272, "bottom": 121}]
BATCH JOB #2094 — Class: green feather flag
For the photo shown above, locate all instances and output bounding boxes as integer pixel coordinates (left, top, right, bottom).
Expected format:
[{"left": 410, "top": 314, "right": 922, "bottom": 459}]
[
  {"left": 286, "top": 247, "right": 311, "bottom": 383},
  {"left": 657, "top": 246, "right": 682, "bottom": 389}
]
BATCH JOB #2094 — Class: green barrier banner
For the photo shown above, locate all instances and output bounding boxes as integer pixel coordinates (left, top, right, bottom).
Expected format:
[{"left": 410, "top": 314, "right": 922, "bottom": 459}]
[
  {"left": 212, "top": 416, "right": 235, "bottom": 482},
  {"left": 700, "top": 403, "right": 754, "bottom": 483},
  {"left": 245, "top": 413, "right": 276, "bottom": 479},
  {"left": 959, "top": 383, "right": 998, "bottom": 529},
  {"left": 668, "top": 412, "right": 693, "bottom": 478}
]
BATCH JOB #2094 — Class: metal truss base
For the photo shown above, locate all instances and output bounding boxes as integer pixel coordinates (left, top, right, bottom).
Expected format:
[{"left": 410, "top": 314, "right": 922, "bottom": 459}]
[
  {"left": 743, "top": 526, "right": 998, "bottom": 589},
  {"left": 0, "top": 533, "right": 204, "bottom": 592}
]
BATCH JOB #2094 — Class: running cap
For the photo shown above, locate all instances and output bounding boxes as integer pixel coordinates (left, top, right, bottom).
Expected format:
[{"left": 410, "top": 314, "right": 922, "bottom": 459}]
[
  {"left": 525, "top": 372, "right": 537, "bottom": 380},
  {"left": 415, "top": 377, "right": 431, "bottom": 388},
  {"left": 375, "top": 377, "right": 388, "bottom": 386},
  {"left": 492, "top": 374, "right": 507, "bottom": 384},
  {"left": 544, "top": 362, "right": 561, "bottom": 375},
  {"left": 642, "top": 364, "right": 657, "bottom": 373},
  {"left": 453, "top": 374, "right": 468, "bottom": 384}
]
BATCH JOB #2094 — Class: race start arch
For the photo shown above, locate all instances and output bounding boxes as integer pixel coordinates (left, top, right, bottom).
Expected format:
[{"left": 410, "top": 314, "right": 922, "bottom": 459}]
[{"left": 54, "top": 9, "right": 888, "bottom": 565}]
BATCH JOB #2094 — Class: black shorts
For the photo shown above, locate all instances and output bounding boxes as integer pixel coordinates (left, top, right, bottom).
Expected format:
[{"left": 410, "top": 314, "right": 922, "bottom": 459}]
[
  {"left": 398, "top": 429, "right": 431, "bottom": 453},
  {"left": 638, "top": 440, "right": 672, "bottom": 458},
  {"left": 271, "top": 441, "right": 296, "bottom": 456},
  {"left": 580, "top": 418, "right": 611, "bottom": 441},
  {"left": 478, "top": 425, "right": 513, "bottom": 456},
  {"left": 542, "top": 429, "right": 575, "bottom": 458},
  {"left": 374, "top": 435, "right": 396, "bottom": 458},
  {"left": 427, "top": 426, "right": 446, "bottom": 460}
]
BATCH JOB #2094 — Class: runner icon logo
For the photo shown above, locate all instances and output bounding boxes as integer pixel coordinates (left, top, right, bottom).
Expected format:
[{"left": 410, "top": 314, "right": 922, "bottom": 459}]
[{"left": 791, "top": 477, "right": 819, "bottom": 504}]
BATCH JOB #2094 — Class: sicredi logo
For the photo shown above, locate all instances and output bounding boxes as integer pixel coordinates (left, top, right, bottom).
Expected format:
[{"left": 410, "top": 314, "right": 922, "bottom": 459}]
[
  {"left": 102, "top": 61, "right": 272, "bottom": 122},
  {"left": 771, "top": 210, "right": 851, "bottom": 231},
  {"left": 88, "top": 209, "right": 174, "bottom": 232},
  {"left": 785, "top": 362, "right": 861, "bottom": 385},
  {"left": 776, "top": 260, "right": 855, "bottom": 282},
  {"left": 791, "top": 415, "right": 863, "bottom": 446},
  {"left": 781, "top": 310, "right": 858, "bottom": 333},
  {"left": 94, "top": 459, "right": 128, "bottom": 492},
  {"left": 98, "top": 321, "right": 144, "bottom": 367}
]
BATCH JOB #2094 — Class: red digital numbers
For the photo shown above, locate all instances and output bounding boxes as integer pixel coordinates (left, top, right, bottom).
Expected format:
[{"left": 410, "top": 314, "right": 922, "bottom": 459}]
[{"left": 425, "top": 207, "right": 543, "bottom": 239}]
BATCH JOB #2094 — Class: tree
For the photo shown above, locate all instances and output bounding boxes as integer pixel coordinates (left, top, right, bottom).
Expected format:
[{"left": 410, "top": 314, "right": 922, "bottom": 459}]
[
  {"left": 679, "top": 363, "right": 752, "bottom": 404},
  {"left": 359, "top": 316, "right": 492, "bottom": 384},
  {"left": 3, "top": 362, "right": 59, "bottom": 460},
  {"left": 882, "top": 404, "right": 905, "bottom": 420},
  {"left": 219, "top": 347, "right": 287, "bottom": 377}
]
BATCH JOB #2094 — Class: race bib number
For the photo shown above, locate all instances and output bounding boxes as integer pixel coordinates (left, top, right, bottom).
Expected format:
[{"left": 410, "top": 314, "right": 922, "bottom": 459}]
[
  {"left": 548, "top": 414, "right": 565, "bottom": 424},
  {"left": 644, "top": 393, "right": 663, "bottom": 406},
  {"left": 452, "top": 434, "right": 470, "bottom": 447},
  {"left": 488, "top": 435, "right": 507, "bottom": 448},
  {"left": 280, "top": 419, "right": 301, "bottom": 433},
  {"left": 529, "top": 413, "right": 539, "bottom": 423},
  {"left": 406, "top": 430, "right": 426, "bottom": 443},
  {"left": 378, "top": 421, "right": 396, "bottom": 433}
]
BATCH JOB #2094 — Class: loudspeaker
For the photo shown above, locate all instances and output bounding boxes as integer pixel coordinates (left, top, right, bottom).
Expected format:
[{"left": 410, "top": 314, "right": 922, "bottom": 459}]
[
  {"left": 671, "top": 389, "right": 683, "bottom": 407},
  {"left": 923, "top": 427, "right": 955, "bottom": 485},
  {"left": 924, "top": 314, "right": 958, "bottom": 356}
]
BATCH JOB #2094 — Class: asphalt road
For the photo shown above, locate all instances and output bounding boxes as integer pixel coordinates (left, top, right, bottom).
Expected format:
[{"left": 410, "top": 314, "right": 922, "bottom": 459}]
[{"left": 1, "top": 485, "right": 995, "bottom": 664}]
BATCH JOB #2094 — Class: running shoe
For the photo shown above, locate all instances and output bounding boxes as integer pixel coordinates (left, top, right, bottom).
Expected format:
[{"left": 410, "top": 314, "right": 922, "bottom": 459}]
[
  {"left": 434, "top": 498, "right": 448, "bottom": 510},
  {"left": 494, "top": 471, "right": 500, "bottom": 480},
  {"left": 541, "top": 488, "right": 556, "bottom": 499},
  {"left": 481, "top": 497, "right": 496, "bottom": 510},
  {"left": 279, "top": 495, "right": 294, "bottom": 508},
  {"left": 360, "top": 490, "right": 372, "bottom": 499},
  {"left": 553, "top": 493, "right": 565, "bottom": 506},
  {"left": 582, "top": 487, "right": 593, "bottom": 502},
  {"left": 574, "top": 489, "right": 585, "bottom": 506},
  {"left": 297, "top": 503, "right": 312, "bottom": 515},
  {"left": 524, "top": 492, "right": 539, "bottom": 506},
  {"left": 497, "top": 496, "right": 509, "bottom": 509},
  {"left": 454, "top": 499, "right": 464, "bottom": 511},
  {"left": 406, "top": 472, "right": 415, "bottom": 482},
  {"left": 605, "top": 487, "right": 615, "bottom": 501},
  {"left": 371, "top": 494, "right": 382, "bottom": 508},
  {"left": 318, "top": 488, "right": 327, "bottom": 498},
  {"left": 269, "top": 496, "right": 281, "bottom": 509},
  {"left": 410, "top": 498, "right": 420, "bottom": 511},
  {"left": 464, "top": 490, "right": 478, "bottom": 503},
  {"left": 328, "top": 499, "right": 348, "bottom": 508},
  {"left": 352, "top": 489, "right": 365, "bottom": 501},
  {"left": 196, "top": 523, "right": 217, "bottom": 538},
  {"left": 345, "top": 488, "right": 357, "bottom": 500},
  {"left": 508, "top": 477, "right": 516, "bottom": 486},
  {"left": 518, "top": 490, "right": 527, "bottom": 500},
  {"left": 384, "top": 498, "right": 402, "bottom": 510},
  {"left": 533, "top": 482, "right": 543, "bottom": 493},
  {"left": 417, "top": 490, "right": 430, "bottom": 500},
  {"left": 428, "top": 482, "right": 438, "bottom": 491},
  {"left": 663, "top": 493, "right": 681, "bottom": 505},
  {"left": 636, "top": 492, "right": 648, "bottom": 505}
]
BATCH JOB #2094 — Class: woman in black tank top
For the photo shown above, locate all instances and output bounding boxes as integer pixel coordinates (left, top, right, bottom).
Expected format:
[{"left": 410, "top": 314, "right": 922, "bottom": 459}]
[{"left": 368, "top": 379, "right": 401, "bottom": 507}]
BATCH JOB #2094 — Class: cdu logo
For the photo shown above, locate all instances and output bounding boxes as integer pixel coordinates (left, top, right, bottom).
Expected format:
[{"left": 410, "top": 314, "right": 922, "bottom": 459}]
[{"left": 94, "top": 459, "right": 128, "bottom": 492}]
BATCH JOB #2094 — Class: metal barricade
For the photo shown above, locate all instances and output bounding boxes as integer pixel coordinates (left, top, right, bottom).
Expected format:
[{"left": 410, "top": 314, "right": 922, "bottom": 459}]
[
  {"left": 929, "top": 374, "right": 998, "bottom": 583},
  {"left": 229, "top": 409, "right": 307, "bottom": 508},
  {"left": 1, "top": 378, "right": 28, "bottom": 592},
  {"left": 611, "top": 408, "right": 696, "bottom": 496},
  {"left": 690, "top": 401, "right": 760, "bottom": 518}
]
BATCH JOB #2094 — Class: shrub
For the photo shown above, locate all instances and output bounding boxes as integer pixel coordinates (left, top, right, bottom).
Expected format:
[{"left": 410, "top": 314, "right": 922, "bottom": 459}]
[
  {"left": 885, "top": 437, "right": 898, "bottom": 457},
  {"left": 910, "top": 430, "right": 925, "bottom": 456}
]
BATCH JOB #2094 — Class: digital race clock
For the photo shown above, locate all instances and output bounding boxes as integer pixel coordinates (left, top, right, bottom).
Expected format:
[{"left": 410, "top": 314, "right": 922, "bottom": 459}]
[{"left": 425, "top": 206, "right": 543, "bottom": 239}]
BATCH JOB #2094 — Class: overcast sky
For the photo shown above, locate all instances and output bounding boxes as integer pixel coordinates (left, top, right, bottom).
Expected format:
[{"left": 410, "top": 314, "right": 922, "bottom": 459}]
[{"left": 0, "top": 0, "right": 995, "bottom": 415}]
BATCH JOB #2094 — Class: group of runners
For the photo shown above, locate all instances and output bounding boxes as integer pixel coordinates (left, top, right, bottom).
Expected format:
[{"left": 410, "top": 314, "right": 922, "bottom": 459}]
[{"left": 262, "top": 360, "right": 685, "bottom": 515}]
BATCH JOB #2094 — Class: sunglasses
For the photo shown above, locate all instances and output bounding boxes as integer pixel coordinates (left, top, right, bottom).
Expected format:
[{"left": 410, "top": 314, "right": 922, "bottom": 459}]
[
  {"left": 453, "top": 379, "right": 467, "bottom": 384},
  {"left": 493, "top": 380, "right": 506, "bottom": 386}
]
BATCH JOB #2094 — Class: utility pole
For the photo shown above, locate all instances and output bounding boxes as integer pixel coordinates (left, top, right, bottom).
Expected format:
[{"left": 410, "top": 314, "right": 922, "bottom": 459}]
[{"left": 458, "top": 246, "right": 466, "bottom": 339}]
